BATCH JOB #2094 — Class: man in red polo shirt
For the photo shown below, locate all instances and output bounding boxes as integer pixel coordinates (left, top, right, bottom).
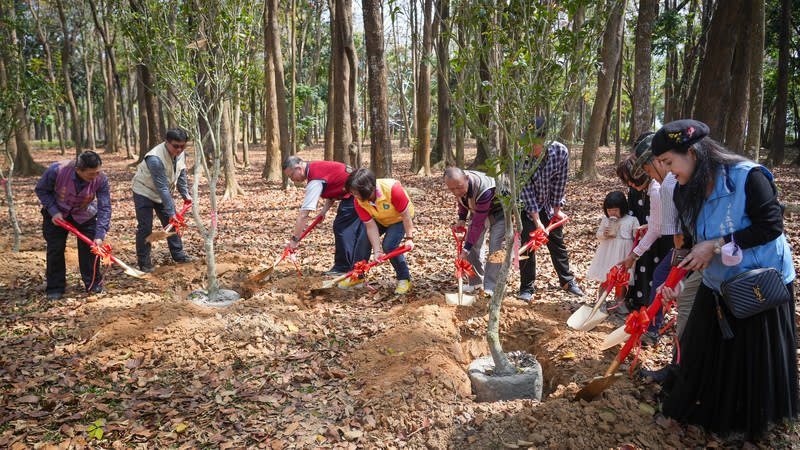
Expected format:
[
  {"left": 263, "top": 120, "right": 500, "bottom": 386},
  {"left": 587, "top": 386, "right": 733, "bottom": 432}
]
[{"left": 282, "top": 156, "right": 364, "bottom": 275}]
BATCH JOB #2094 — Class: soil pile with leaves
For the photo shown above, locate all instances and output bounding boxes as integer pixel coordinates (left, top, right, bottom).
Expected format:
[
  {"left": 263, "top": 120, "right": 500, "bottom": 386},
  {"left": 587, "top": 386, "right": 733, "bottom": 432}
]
[{"left": 1, "top": 145, "right": 799, "bottom": 449}]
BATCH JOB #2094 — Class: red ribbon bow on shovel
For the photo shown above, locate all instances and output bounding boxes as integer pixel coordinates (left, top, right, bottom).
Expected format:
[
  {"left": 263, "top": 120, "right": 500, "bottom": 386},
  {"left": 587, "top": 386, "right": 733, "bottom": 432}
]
[
  {"left": 600, "top": 264, "right": 630, "bottom": 299},
  {"left": 520, "top": 215, "right": 569, "bottom": 254},
  {"left": 169, "top": 212, "right": 189, "bottom": 236},
  {"left": 623, "top": 306, "right": 652, "bottom": 375},
  {"left": 451, "top": 226, "right": 476, "bottom": 281}
]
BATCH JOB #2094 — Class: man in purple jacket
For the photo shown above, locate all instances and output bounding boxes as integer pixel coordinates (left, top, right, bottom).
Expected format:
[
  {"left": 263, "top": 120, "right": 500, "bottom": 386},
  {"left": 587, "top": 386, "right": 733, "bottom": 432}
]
[{"left": 35, "top": 151, "right": 111, "bottom": 299}]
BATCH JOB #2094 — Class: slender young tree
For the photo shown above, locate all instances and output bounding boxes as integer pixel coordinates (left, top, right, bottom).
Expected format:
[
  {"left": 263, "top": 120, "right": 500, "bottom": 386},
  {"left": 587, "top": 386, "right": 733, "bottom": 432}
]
[
  {"left": 768, "top": 0, "right": 791, "bottom": 165},
  {"left": 413, "top": 0, "right": 433, "bottom": 175}
]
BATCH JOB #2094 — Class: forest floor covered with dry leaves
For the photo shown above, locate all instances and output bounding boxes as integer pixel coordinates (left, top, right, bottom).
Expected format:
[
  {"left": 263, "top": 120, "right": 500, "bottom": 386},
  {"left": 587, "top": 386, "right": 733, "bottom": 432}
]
[{"left": 1, "top": 143, "right": 799, "bottom": 449}]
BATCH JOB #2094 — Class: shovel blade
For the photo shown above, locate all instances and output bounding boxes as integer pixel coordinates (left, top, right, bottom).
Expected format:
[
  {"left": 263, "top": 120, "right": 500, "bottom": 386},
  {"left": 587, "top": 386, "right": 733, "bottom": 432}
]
[
  {"left": 145, "top": 231, "right": 176, "bottom": 243},
  {"left": 568, "top": 305, "right": 600, "bottom": 330},
  {"left": 124, "top": 266, "right": 147, "bottom": 278},
  {"left": 573, "top": 372, "right": 623, "bottom": 401},
  {"left": 444, "top": 292, "right": 476, "bottom": 306},
  {"left": 600, "top": 325, "right": 630, "bottom": 350},
  {"left": 247, "top": 266, "right": 275, "bottom": 284}
]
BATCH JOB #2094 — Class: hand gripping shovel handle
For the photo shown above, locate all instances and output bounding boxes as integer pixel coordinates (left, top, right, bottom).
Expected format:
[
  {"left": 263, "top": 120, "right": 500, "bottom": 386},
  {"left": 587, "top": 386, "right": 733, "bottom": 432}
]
[
  {"left": 519, "top": 215, "right": 569, "bottom": 254},
  {"left": 323, "top": 245, "right": 412, "bottom": 288},
  {"left": 53, "top": 218, "right": 145, "bottom": 278},
  {"left": 162, "top": 202, "right": 193, "bottom": 234},
  {"left": 249, "top": 214, "right": 325, "bottom": 283}
]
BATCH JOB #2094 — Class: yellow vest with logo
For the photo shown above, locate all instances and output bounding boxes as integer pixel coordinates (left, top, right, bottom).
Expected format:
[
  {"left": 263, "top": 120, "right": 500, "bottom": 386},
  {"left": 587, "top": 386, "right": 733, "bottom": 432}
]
[{"left": 356, "top": 179, "right": 414, "bottom": 227}]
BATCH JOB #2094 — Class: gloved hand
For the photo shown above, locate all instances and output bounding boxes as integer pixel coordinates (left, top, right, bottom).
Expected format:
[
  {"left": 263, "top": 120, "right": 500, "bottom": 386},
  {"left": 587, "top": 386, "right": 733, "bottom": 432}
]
[{"left": 51, "top": 212, "right": 64, "bottom": 225}]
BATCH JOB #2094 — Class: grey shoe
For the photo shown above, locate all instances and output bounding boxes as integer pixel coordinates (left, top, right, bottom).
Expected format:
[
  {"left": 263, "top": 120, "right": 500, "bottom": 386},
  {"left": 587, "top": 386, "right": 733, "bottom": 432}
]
[
  {"left": 46, "top": 291, "right": 63, "bottom": 300},
  {"left": 564, "top": 280, "right": 584, "bottom": 296},
  {"left": 140, "top": 264, "right": 156, "bottom": 273},
  {"left": 174, "top": 255, "right": 196, "bottom": 264},
  {"left": 518, "top": 291, "right": 533, "bottom": 302}
]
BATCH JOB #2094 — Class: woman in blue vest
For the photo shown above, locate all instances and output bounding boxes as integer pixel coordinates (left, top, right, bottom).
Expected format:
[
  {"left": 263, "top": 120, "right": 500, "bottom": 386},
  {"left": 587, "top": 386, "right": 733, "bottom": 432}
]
[{"left": 653, "top": 119, "right": 797, "bottom": 438}]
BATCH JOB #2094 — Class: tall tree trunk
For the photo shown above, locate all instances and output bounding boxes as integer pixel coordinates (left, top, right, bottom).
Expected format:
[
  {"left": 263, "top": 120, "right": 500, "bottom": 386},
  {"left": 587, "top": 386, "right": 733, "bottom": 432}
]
[
  {"left": 472, "top": 21, "right": 491, "bottom": 169},
  {"left": 331, "top": 0, "right": 359, "bottom": 167},
  {"left": 83, "top": 42, "right": 97, "bottom": 151},
  {"left": 222, "top": 100, "right": 244, "bottom": 198},
  {"left": 768, "top": 0, "right": 791, "bottom": 165},
  {"left": 391, "top": 12, "right": 411, "bottom": 148},
  {"left": 3, "top": 1, "right": 43, "bottom": 175},
  {"left": 303, "top": 1, "right": 324, "bottom": 147},
  {"left": 135, "top": 64, "right": 150, "bottom": 162},
  {"left": 432, "top": 0, "right": 452, "bottom": 166},
  {"left": 363, "top": 0, "right": 392, "bottom": 177},
  {"left": 142, "top": 64, "right": 162, "bottom": 148},
  {"left": 693, "top": 0, "right": 745, "bottom": 139},
  {"left": 28, "top": 0, "right": 68, "bottom": 156},
  {"left": 262, "top": 0, "right": 283, "bottom": 181},
  {"left": 632, "top": 0, "right": 658, "bottom": 139},
  {"left": 269, "top": 0, "right": 291, "bottom": 184},
  {"left": 414, "top": 0, "right": 433, "bottom": 175},
  {"left": 55, "top": 0, "right": 82, "bottom": 155},
  {"left": 558, "top": 6, "right": 585, "bottom": 143},
  {"left": 724, "top": 13, "right": 751, "bottom": 154},
  {"left": 580, "top": 0, "right": 626, "bottom": 180},
  {"left": 744, "top": 0, "right": 764, "bottom": 160}
]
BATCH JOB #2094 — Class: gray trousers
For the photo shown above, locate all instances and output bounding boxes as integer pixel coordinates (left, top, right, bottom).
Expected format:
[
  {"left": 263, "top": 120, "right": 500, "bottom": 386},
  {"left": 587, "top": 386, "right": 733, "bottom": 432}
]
[
  {"left": 466, "top": 211, "right": 505, "bottom": 292},
  {"left": 676, "top": 270, "right": 702, "bottom": 339}
]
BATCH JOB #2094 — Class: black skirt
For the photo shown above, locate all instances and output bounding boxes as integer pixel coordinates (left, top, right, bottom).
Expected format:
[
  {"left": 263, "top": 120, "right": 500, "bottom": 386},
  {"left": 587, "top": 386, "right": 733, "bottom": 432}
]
[{"left": 662, "top": 282, "right": 799, "bottom": 438}]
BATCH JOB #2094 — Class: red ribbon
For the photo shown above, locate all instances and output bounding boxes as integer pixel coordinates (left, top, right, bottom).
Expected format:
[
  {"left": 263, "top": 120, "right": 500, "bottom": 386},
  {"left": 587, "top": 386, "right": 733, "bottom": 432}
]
[
  {"left": 522, "top": 229, "right": 549, "bottom": 253},
  {"left": 169, "top": 212, "right": 189, "bottom": 236},
  {"left": 454, "top": 258, "right": 476, "bottom": 281},
  {"left": 91, "top": 243, "right": 113, "bottom": 267},
  {"left": 623, "top": 307, "right": 651, "bottom": 375},
  {"left": 348, "top": 260, "right": 372, "bottom": 281},
  {"left": 600, "top": 264, "right": 630, "bottom": 298}
]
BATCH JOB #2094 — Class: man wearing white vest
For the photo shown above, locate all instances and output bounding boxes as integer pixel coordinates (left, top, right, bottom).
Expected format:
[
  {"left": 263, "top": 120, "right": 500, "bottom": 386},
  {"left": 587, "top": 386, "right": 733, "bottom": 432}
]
[{"left": 132, "top": 128, "right": 195, "bottom": 272}]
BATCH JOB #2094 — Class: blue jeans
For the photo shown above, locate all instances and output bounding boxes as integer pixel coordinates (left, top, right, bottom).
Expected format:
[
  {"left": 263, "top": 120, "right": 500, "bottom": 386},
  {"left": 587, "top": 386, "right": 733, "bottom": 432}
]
[{"left": 354, "top": 221, "right": 410, "bottom": 280}]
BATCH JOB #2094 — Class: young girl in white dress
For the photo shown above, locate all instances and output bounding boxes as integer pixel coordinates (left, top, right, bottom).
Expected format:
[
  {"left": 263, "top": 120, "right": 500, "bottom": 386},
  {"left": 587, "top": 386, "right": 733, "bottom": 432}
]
[{"left": 586, "top": 191, "right": 639, "bottom": 283}]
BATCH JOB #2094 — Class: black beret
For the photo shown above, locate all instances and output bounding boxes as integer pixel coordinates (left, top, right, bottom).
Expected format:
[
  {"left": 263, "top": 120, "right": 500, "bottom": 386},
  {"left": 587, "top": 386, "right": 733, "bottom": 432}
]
[{"left": 652, "top": 119, "right": 710, "bottom": 156}]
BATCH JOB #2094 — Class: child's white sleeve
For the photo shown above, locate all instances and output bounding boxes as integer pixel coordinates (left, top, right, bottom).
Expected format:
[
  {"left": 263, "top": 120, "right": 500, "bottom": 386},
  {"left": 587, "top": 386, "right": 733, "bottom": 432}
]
[
  {"left": 620, "top": 216, "right": 638, "bottom": 240},
  {"left": 597, "top": 216, "right": 609, "bottom": 240}
]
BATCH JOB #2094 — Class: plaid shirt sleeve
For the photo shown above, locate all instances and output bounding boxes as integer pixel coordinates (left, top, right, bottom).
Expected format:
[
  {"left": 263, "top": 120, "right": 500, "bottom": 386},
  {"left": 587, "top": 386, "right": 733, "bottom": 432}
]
[
  {"left": 549, "top": 142, "right": 569, "bottom": 208},
  {"left": 517, "top": 146, "right": 540, "bottom": 214}
]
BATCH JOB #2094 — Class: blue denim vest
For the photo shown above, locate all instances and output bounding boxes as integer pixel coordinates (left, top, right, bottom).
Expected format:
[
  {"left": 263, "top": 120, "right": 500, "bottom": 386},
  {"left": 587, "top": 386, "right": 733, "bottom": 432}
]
[{"left": 697, "top": 161, "right": 795, "bottom": 291}]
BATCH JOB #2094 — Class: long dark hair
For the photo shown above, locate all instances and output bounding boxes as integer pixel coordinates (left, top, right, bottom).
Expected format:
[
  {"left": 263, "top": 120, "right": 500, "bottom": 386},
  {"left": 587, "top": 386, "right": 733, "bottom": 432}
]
[{"left": 673, "top": 138, "right": 748, "bottom": 237}]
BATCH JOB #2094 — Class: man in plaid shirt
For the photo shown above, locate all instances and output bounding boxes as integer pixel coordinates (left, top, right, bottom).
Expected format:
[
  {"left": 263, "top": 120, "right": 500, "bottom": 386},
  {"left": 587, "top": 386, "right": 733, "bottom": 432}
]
[{"left": 517, "top": 117, "right": 584, "bottom": 302}]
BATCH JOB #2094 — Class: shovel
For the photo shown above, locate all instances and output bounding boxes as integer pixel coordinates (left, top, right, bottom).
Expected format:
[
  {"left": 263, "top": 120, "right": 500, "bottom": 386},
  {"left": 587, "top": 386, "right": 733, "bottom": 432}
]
[
  {"left": 145, "top": 202, "right": 193, "bottom": 243},
  {"left": 247, "top": 213, "right": 324, "bottom": 283},
  {"left": 489, "top": 215, "right": 570, "bottom": 263},
  {"left": 317, "top": 245, "right": 412, "bottom": 291},
  {"left": 574, "top": 267, "right": 690, "bottom": 400},
  {"left": 600, "top": 266, "right": 689, "bottom": 350},
  {"left": 567, "top": 238, "right": 639, "bottom": 331},
  {"left": 54, "top": 218, "right": 145, "bottom": 278},
  {"left": 444, "top": 226, "right": 477, "bottom": 306}
]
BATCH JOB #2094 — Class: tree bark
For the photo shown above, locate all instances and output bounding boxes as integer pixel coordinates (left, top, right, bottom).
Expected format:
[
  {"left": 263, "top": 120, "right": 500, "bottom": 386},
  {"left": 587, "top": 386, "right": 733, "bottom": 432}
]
[
  {"left": 413, "top": 0, "right": 433, "bottom": 175},
  {"left": 28, "top": 0, "right": 68, "bottom": 156},
  {"left": 768, "top": 0, "right": 791, "bottom": 165},
  {"left": 331, "top": 0, "right": 359, "bottom": 167},
  {"left": 363, "top": 0, "right": 392, "bottom": 177},
  {"left": 693, "top": 0, "right": 745, "bottom": 139},
  {"left": 262, "top": 0, "right": 283, "bottom": 181},
  {"left": 744, "top": 0, "right": 764, "bottom": 160},
  {"left": 222, "top": 99, "right": 244, "bottom": 198},
  {"left": 135, "top": 64, "right": 150, "bottom": 162},
  {"left": 632, "top": 0, "right": 658, "bottom": 139},
  {"left": 723, "top": 12, "right": 751, "bottom": 154},
  {"left": 580, "top": 0, "right": 626, "bottom": 180},
  {"left": 55, "top": 0, "right": 83, "bottom": 155},
  {"left": 558, "top": 6, "right": 585, "bottom": 143},
  {"left": 432, "top": 0, "right": 452, "bottom": 166}
]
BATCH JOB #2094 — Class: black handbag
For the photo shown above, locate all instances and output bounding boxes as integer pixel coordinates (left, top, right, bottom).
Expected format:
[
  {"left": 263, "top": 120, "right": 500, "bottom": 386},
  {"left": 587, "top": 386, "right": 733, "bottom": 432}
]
[{"left": 720, "top": 267, "right": 791, "bottom": 319}]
